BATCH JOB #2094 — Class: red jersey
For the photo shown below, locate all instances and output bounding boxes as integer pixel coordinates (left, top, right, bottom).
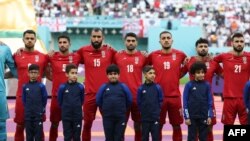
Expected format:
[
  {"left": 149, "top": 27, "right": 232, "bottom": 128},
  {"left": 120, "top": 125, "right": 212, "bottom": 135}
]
[
  {"left": 148, "top": 49, "right": 186, "bottom": 97},
  {"left": 49, "top": 52, "right": 81, "bottom": 96},
  {"left": 114, "top": 50, "right": 147, "bottom": 96},
  {"left": 77, "top": 45, "right": 116, "bottom": 94},
  {"left": 13, "top": 50, "right": 48, "bottom": 96},
  {"left": 214, "top": 52, "right": 250, "bottom": 98},
  {"left": 184, "top": 56, "right": 222, "bottom": 83}
]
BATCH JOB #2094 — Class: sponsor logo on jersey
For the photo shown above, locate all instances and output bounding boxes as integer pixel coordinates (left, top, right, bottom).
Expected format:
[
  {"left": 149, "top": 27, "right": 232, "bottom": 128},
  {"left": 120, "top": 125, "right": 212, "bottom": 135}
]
[
  {"left": 135, "top": 57, "right": 139, "bottom": 64},
  {"left": 35, "top": 55, "right": 39, "bottom": 62}
]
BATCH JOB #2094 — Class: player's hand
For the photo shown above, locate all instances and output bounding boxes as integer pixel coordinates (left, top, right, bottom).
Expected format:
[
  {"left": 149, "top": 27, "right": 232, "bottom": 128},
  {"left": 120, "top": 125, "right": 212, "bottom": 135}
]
[
  {"left": 141, "top": 50, "right": 148, "bottom": 57},
  {"left": 15, "top": 47, "right": 25, "bottom": 56},
  {"left": 185, "top": 119, "right": 191, "bottom": 125},
  {"left": 183, "top": 57, "right": 190, "bottom": 65},
  {"left": 48, "top": 50, "right": 55, "bottom": 57},
  {"left": 246, "top": 108, "right": 249, "bottom": 113},
  {"left": 207, "top": 117, "right": 212, "bottom": 125}
]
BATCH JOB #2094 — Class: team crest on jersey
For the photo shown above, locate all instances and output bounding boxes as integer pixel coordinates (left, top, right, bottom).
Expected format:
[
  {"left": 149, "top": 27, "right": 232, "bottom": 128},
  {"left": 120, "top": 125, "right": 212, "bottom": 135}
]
[
  {"left": 172, "top": 53, "right": 176, "bottom": 60},
  {"left": 101, "top": 51, "right": 106, "bottom": 58},
  {"left": 135, "top": 57, "right": 139, "bottom": 64},
  {"left": 205, "top": 62, "right": 210, "bottom": 69},
  {"left": 243, "top": 56, "right": 247, "bottom": 64},
  {"left": 35, "top": 55, "right": 39, "bottom": 62},
  {"left": 69, "top": 56, "right": 73, "bottom": 63}
]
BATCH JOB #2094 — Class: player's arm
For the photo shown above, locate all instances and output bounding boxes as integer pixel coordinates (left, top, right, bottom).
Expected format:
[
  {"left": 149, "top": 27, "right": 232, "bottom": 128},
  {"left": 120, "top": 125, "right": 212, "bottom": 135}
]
[
  {"left": 5, "top": 47, "right": 18, "bottom": 78},
  {"left": 121, "top": 83, "right": 133, "bottom": 109},
  {"left": 40, "top": 83, "right": 48, "bottom": 113},
  {"left": 96, "top": 84, "right": 107, "bottom": 110},
  {"left": 243, "top": 81, "right": 250, "bottom": 113},
  {"left": 180, "top": 57, "right": 190, "bottom": 78},
  {"left": 136, "top": 86, "right": 143, "bottom": 112},
  {"left": 45, "top": 62, "right": 52, "bottom": 81},
  {"left": 183, "top": 82, "right": 191, "bottom": 125},
  {"left": 156, "top": 84, "right": 164, "bottom": 107}
]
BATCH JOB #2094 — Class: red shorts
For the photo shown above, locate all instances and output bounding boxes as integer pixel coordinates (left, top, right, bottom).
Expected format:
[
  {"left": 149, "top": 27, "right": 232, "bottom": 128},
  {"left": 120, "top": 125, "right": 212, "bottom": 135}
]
[
  {"left": 160, "top": 96, "right": 183, "bottom": 125},
  {"left": 50, "top": 96, "right": 62, "bottom": 122},
  {"left": 83, "top": 93, "right": 98, "bottom": 121},
  {"left": 221, "top": 98, "right": 247, "bottom": 125},
  {"left": 126, "top": 100, "right": 141, "bottom": 122},
  {"left": 14, "top": 97, "right": 46, "bottom": 124}
]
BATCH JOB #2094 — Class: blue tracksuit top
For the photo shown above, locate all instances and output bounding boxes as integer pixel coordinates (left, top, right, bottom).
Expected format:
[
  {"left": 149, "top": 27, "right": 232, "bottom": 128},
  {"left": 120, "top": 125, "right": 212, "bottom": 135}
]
[
  {"left": 183, "top": 80, "right": 213, "bottom": 119},
  {"left": 96, "top": 82, "right": 132, "bottom": 118},
  {"left": 244, "top": 81, "right": 250, "bottom": 110},
  {"left": 22, "top": 81, "right": 48, "bottom": 121},
  {"left": 57, "top": 82, "right": 84, "bottom": 121},
  {"left": 137, "top": 82, "right": 163, "bottom": 122}
]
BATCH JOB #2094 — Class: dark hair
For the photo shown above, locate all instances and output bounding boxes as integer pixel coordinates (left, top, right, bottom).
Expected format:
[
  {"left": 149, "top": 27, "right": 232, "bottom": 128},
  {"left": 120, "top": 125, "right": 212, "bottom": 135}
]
[
  {"left": 159, "top": 31, "right": 172, "bottom": 38},
  {"left": 58, "top": 35, "right": 70, "bottom": 43},
  {"left": 195, "top": 38, "right": 209, "bottom": 47},
  {"left": 28, "top": 64, "right": 39, "bottom": 71},
  {"left": 125, "top": 32, "right": 137, "bottom": 40},
  {"left": 143, "top": 65, "right": 154, "bottom": 73},
  {"left": 231, "top": 33, "right": 244, "bottom": 40},
  {"left": 23, "top": 30, "right": 36, "bottom": 38},
  {"left": 65, "top": 64, "right": 78, "bottom": 73},
  {"left": 190, "top": 62, "right": 207, "bottom": 75},
  {"left": 92, "top": 28, "right": 103, "bottom": 34},
  {"left": 106, "top": 64, "right": 120, "bottom": 74}
]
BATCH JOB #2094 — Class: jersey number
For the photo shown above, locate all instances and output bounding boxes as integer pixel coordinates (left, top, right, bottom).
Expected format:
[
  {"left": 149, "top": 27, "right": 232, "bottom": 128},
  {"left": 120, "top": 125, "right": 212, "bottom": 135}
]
[
  {"left": 127, "top": 65, "right": 134, "bottom": 72},
  {"left": 234, "top": 65, "right": 241, "bottom": 73},
  {"left": 94, "top": 59, "right": 101, "bottom": 67},
  {"left": 163, "top": 61, "right": 170, "bottom": 70}
]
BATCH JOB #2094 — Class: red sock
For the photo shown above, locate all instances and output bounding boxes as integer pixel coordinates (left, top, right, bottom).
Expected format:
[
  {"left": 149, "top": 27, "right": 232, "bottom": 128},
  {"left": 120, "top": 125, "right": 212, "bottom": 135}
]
[
  {"left": 207, "top": 130, "right": 214, "bottom": 141},
  {"left": 134, "top": 130, "right": 142, "bottom": 141},
  {"left": 14, "top": 124, "right": 24, "bottom": 141},
  {"left": 82, "top": 121, "right": 93, "bottom": 141},
  {"left": 173, "top": 127, "right": 182, "bottom": 141},
  {"left": 49, "top": 125, "right": 58, "bottom": 141}
]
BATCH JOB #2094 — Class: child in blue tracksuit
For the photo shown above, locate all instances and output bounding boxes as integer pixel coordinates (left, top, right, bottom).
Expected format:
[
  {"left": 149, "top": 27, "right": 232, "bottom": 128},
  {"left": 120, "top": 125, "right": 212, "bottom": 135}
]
[
  {"left": 183, "top": 62, "right": 213, "bottom": 141},
  {"left": 96, "top": 64, "right": 132, "bottom": 141},
  {"left": 243, "top": 81, "right": 250, "bottom": 124},
  {"left": 57, "top": 64, "right": 84, "bottom": 141},
  {"left": 22, "top": 64, "right": 48, "bottom": 141},
  {"left": 137, "top": 65, "right": 163, "bottom": 141}
]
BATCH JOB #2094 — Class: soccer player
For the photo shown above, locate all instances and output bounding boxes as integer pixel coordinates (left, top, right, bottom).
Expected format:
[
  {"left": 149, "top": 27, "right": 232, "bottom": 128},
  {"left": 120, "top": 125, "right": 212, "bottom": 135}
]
[
  {"left": 114, "top": 32, "right": 147, "bottom": 141},
  {"left": 77, "top": 28, "right": 117, "bottom": 141},
  {"left": 214, "top": 33, "right": 249, "bottom": 125},
  {"left": 22, "top": 64, "right": 48, "bottom": 141},
  {"left": 96, "top": 64, "right": 132, "bottom": 141},
  {"left": 48, "top": 35, "right": 81, "bottom": 141},
  {"left": 148, "top": 31, "right": 187, "bottom": 141},
  {"left": 182, "top": 38, "right": 222, "bottom": 141},
  {"left": 57, "top": 64, "right": 84, "bottom": 141},
  {"left": 13, "top": 30, "right": 48, "bottom": 141},
  {"left": 0, "top": 42, "right": 17, "bottom": 141},
  {"left": 183, "top": 62, "right": 213, "bottom": 141}
]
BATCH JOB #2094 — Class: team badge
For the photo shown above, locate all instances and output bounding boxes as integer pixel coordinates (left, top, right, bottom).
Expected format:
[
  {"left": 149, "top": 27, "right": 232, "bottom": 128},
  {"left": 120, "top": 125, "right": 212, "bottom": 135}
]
[
  {"left": 69, "top": 56, "right": 73, "bottom": 63},
  {"left": 243, "top": 56, "right": 247, "bottom": 64},
  {"left": 135, "top": 57, "right": 139, "bottom": 64},
  {"left": 101, "top": 51, "right": 106, "bottom": 58},
  {"left": 35, "top": 55, "right": 39, "bottom": 62},
  {"left": 172, "top": 53, "right": 176, "bottom": 60}
]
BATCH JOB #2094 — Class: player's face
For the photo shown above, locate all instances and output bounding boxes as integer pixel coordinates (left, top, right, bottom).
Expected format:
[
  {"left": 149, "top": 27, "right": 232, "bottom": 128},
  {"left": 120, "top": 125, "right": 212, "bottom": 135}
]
[
  {"left": 196, "top": 43, "right": 208, "bottom": 57},
  {"left": 58, "top": 38, "right": 70, "bottom": 53},
  {"left": 144, "top": 69, "right": 156, "bottom": 83},
  {"left": 232, "top": 37, "right": 245, "bottom": 53},
  {"left": 160, "top": 33, "right": 173, "bottom": 50},
  {"left": 91, "top": 31, "right": 103, "bottom": 49},
  {"left": 28, "top": 70, "right": 39, "bottom": 82},
  {"left": 107, "top": 72, "right": 119, "bottom": 83},
  {"left": 194, "top": 70, "right": 205, "bottom": 81},
  {"left": 66, "top": 69, "right": 78, "bottom": 83},
  {"left": 23, "top": 33, "right": 36, "bottom": 49},
  {"left": 125, "top": 36, "right": 137, "bottom": 51}
]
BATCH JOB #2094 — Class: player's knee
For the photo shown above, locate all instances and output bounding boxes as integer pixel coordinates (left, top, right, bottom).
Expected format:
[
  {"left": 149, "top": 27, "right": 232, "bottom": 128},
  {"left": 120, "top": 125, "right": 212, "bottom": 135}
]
[
  {"left": 51, "top": 122, "right": 59, "bottom": 128},
  {"left": 133, "top": 122, "right": 141, "bottom": 131},
  {"left": 208, "top": 125, "right": 213, "bottom": 132},
  {"left": 16, "top": 123, "right": 24, "bottom": 128},
  {"left": 83, "top": 120, "right": 93, "bottom": 129},
  {"left": 172, "top": 125, "right": 181, "bottom": 130}
]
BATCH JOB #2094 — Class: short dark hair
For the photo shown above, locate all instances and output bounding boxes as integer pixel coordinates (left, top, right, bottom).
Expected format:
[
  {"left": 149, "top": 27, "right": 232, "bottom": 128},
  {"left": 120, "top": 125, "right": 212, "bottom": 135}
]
[
  {"left": 92, "top": 28, "right": 103, "bottom": 34},
  {"left": 58, "top": 35, "right": 70, "bottom": 43},
  {"left": 143, "top": 65, "right": 154, "bottom": 74},
  {"left": 65, "top": 64, "right": 78, "bottom": 73},
  {"left": 159, "top": 31, "right": 172, "bottom": 38},
  {"left": 231, "top": 33, "right": 244, "bottom": 40},
  {"left": 106, "top": 64, "right": 120, "bottom": 74},
  {"left": 195, "top": 38, "right": 209, "bottom": 47},
  {"left": 23, "top": 30, "right": 36, "bottom": 38},
  {"left": 28, "top": 64, "right": 39, "bottom": 71},
  {"left": 125, "top": 32, "right": 137, "bottom": 40},
  {"left": 190, "top": 61, "right": 207, "bottom": 75}
]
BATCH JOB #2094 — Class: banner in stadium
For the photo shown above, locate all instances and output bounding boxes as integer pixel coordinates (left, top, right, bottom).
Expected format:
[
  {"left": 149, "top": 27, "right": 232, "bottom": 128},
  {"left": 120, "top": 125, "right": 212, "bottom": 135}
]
[{"left": 122, "top": 19, "right": 144, "bottom": 37}]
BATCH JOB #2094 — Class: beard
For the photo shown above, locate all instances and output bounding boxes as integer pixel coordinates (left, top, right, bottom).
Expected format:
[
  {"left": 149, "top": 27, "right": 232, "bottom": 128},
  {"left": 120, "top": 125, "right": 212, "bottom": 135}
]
[
  {"left": 162, "top": 46, "right": 171, "bottom": 50},
  {"left": 198, "top": 51, "right": 207, "bottom": 57},
  {"left": 59, "top": 47, "right": 68, "bottom": 53},
  {"left": 91, "top": 41, "right": 102, "bottom": 49},
  {"left": 127, "top": 45, "right": 136, "bottom": 51},
  {"left": 233, "top": 46, "right": 243, "bottom": 53}
]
